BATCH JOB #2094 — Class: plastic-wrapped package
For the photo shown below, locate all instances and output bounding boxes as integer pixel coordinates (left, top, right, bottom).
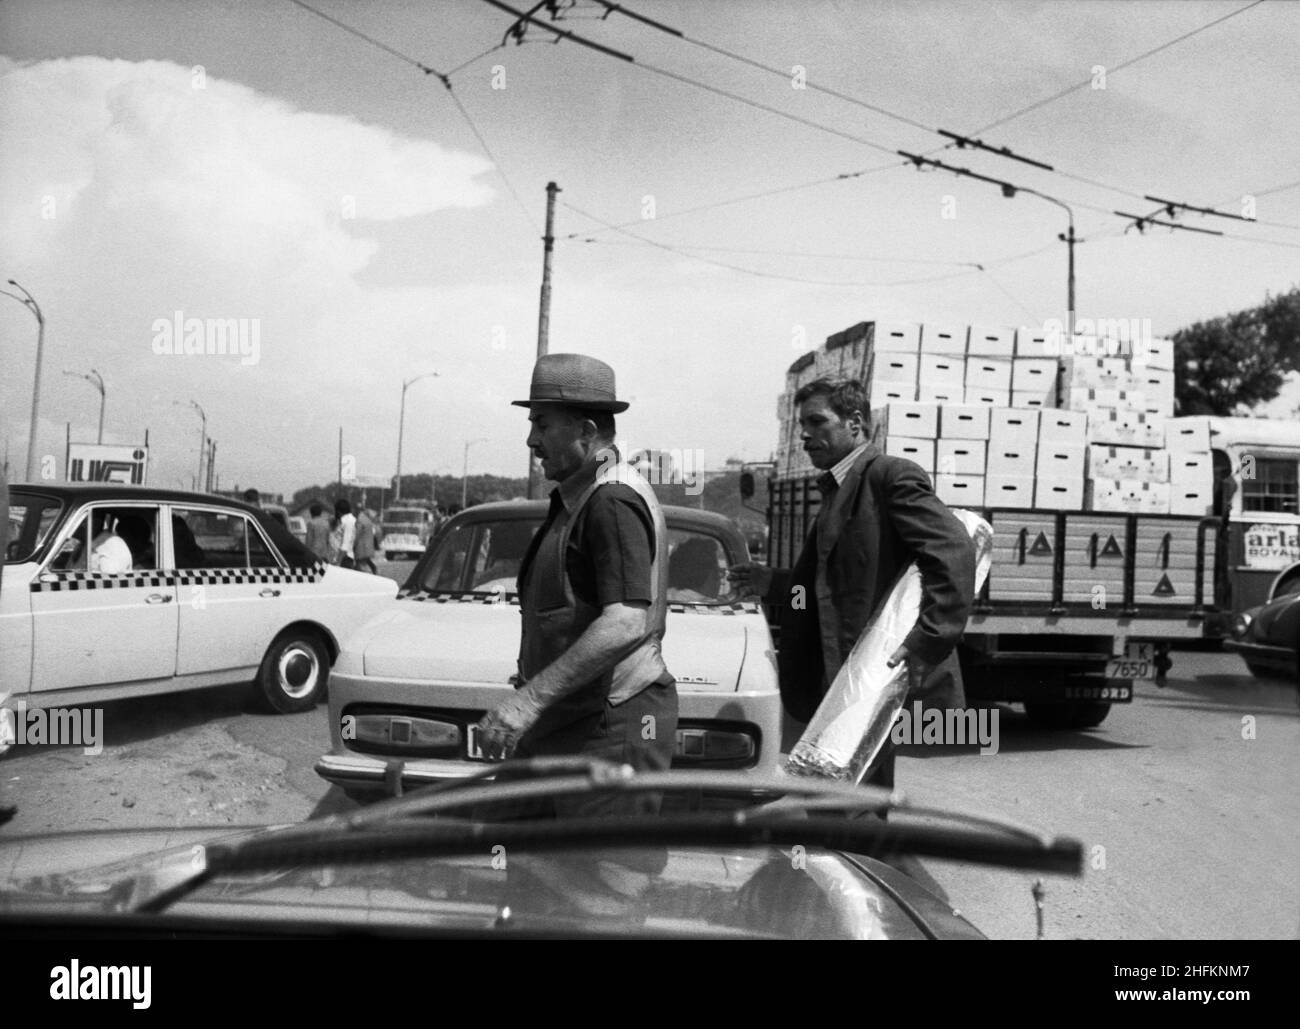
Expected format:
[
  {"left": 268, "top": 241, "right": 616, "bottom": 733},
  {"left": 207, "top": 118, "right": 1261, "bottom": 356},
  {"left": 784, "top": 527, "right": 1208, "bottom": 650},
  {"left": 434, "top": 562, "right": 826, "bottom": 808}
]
[{"left": 783, "top": 509, "right": 994, "bottom": 783}]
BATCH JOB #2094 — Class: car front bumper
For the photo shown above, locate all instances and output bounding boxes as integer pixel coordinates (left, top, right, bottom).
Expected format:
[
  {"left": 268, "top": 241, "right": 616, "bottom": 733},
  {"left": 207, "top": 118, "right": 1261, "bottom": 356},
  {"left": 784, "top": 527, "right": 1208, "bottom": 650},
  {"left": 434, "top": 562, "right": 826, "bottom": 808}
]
[
  {"left": 316, "top": 672, "right": 784, "bottom": 796},
  {"left": 1222, "top": 638, "right": 1295, "bottom": 665}
]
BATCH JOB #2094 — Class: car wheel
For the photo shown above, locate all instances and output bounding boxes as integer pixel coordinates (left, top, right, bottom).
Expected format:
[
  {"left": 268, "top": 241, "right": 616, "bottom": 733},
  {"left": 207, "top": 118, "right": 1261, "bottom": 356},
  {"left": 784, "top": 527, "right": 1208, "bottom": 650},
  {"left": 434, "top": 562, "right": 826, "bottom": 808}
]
[
  {"left": 1023, "top": 701, "right": 1111, "bottom": 730},
  {"left": 256, "top": 628, "right": 329, "bottom": 714}
]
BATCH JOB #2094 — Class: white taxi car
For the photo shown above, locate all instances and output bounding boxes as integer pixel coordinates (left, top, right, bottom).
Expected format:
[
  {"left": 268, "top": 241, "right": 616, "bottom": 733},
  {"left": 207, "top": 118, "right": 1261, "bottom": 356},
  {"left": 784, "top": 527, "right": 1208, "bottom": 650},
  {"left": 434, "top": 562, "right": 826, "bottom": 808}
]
[
  {"left": 316, "top": 500, "right": 783, "bottom": 797},
  {"left": 1, "top": 484, "right": 397, "bottom": 714}
]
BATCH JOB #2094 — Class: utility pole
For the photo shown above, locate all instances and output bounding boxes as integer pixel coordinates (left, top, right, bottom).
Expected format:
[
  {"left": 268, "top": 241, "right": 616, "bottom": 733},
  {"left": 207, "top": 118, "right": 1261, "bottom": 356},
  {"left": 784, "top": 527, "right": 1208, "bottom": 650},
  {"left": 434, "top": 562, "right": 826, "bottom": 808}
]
[
  {"left": 527, "top": 181, "right": 560, "bottom": 500},
  {"left": 1059, "top": 219, "right": 1077, "bottom": 339}
]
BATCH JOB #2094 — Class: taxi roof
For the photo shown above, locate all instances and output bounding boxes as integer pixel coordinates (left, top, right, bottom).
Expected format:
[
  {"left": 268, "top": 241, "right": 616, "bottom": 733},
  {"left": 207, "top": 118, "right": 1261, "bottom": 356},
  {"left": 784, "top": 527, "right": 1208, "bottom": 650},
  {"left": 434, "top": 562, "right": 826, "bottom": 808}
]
[{"left": 9, "top": 482, "right": 262, "bottom": 515}]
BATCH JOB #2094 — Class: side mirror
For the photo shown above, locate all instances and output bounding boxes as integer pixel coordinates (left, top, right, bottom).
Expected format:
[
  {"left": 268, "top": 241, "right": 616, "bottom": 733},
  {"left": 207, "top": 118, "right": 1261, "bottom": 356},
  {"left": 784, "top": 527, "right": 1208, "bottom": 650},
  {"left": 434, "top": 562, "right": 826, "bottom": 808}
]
[{"left": 739, "top": 471, "right": 755, "bottom": 500}]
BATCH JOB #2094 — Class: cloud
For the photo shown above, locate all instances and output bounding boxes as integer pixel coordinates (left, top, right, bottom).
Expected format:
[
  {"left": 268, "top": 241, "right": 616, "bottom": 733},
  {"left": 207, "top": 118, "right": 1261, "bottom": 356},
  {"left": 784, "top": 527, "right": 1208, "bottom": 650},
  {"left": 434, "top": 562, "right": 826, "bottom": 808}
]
[{"left": 0, "top": 56, "right": 497, "bottom": 485}]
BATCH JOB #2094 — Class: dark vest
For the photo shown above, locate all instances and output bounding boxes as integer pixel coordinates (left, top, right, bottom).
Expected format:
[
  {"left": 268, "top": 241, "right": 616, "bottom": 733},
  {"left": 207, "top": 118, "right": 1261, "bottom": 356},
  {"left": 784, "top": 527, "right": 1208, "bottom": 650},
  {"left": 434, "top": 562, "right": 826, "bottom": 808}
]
[{"left": 518, "top": 458, "right": 670, "bottom": 721}]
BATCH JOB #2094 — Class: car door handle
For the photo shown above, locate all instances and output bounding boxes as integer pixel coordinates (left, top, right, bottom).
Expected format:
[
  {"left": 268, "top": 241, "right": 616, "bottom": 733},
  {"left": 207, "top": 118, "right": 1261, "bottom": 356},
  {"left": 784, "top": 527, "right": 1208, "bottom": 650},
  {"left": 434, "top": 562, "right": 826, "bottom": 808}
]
[
  {"left": 259, "top": 588, "right": 282, "bottom": 598},
  {"left": 145, "top": 594, "right": 173, "bottom": 604}
]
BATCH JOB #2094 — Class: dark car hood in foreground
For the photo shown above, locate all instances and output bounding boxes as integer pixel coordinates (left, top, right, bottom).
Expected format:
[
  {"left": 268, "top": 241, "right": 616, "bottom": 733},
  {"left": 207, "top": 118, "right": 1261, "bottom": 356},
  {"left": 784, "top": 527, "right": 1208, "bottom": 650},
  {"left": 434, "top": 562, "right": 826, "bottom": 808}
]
[{"left": 0, "top": 824, "right": 981, "bottom": 940}]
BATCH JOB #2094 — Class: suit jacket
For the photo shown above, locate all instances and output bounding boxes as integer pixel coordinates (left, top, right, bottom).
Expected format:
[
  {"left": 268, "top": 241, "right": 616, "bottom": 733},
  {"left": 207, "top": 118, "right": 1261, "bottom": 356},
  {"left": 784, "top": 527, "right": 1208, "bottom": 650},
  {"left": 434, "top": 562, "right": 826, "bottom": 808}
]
[{"left": 766, "top": 445, "right": 976, "bottom": 723}]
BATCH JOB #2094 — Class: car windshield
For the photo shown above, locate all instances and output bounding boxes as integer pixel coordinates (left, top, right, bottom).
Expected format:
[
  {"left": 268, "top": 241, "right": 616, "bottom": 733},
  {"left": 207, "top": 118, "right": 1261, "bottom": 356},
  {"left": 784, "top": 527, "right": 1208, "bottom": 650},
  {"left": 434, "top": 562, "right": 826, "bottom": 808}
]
[
  {"left": 412, "top": 515, "right": 741, "bottom": 603},
  {"left": 417, "top": 516, "right": 538, "bottom": 594},
  {"left": 4, "top": 491, "right": 62, "bottom": 564}
]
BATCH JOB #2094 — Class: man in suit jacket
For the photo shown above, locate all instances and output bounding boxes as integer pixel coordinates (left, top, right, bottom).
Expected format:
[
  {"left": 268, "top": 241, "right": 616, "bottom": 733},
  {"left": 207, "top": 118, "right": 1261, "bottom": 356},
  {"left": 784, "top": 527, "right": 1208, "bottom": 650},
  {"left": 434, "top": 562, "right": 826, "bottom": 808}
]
[{"left": 730, "top": 377, "right": 976, "bottom": 788}]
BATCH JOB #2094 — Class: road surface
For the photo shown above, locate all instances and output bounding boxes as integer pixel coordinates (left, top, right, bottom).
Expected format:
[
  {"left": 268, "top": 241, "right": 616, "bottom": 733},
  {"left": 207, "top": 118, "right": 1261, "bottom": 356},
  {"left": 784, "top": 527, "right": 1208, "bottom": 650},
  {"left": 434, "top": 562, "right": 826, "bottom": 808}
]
[{"left": 1, "top": 644, "right": 1294, "bottom": 940}]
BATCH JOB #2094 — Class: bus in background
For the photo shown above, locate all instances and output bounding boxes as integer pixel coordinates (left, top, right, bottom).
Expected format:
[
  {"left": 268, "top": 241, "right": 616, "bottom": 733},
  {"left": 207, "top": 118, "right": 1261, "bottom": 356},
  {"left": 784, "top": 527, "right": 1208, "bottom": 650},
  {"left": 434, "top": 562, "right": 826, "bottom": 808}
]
[{"left": 1206, "top": 416, "right": 1300, "bottom": 626}]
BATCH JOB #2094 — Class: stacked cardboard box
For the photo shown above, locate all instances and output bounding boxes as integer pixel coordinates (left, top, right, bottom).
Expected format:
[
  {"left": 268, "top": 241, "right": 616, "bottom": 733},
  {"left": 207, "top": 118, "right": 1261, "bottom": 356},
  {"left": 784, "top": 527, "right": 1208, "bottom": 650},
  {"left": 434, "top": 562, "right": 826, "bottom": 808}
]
[
  {"left": 1063, "top": 337, "right": 1178, "bottom": 513},
  {"left": 934, "top": 403, "right": 990, "bottom": 506},
  {"left": 985, "top": 408, "right": 1039, "bottom": 508},
  {"left": 1165, "top": 416, "right": 1214, "bottom": 516},
  {"left": 879, "top": 402, "right": 939, "bottom": 475},
  {"left": 1035, "top": 410, "right": 1088, "bottom": 508},
  {"left": 780, "top": 321, "right": 1194, "bottom": 518}
]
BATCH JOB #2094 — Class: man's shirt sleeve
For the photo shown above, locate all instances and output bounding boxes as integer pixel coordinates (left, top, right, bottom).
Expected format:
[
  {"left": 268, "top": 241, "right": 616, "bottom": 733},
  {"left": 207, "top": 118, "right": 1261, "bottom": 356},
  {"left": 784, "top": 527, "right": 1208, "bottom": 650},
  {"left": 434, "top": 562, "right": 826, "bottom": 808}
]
[{"left": 578, "top": 484, "right": 656, "bottom": 606}]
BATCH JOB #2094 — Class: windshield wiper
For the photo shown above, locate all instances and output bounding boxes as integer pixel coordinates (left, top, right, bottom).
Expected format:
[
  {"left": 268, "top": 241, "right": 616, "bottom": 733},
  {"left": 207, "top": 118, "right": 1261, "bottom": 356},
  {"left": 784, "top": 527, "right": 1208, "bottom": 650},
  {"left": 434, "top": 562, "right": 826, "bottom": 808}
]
[
  {"left": 130, "top": 758, "right": 1083, "bottom": 914},
  {"left": 135, "top": 810, "right": 1081, "bottom": 915}
]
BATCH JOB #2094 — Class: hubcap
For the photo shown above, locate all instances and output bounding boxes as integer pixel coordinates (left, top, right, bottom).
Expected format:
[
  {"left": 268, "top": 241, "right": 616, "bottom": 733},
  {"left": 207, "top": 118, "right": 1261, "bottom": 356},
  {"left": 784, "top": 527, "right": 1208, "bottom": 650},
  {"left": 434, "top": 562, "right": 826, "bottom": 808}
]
[{"left": 278, "top": 644, "right": 320, "bottom": 699}]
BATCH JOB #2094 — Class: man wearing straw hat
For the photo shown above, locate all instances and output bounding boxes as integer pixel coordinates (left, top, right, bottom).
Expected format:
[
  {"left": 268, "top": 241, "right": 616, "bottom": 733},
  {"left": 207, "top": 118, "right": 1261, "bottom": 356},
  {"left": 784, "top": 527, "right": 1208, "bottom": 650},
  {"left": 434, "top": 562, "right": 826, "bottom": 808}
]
[{"left": 476, "top": 353, "right": 677, "bottom": 816}]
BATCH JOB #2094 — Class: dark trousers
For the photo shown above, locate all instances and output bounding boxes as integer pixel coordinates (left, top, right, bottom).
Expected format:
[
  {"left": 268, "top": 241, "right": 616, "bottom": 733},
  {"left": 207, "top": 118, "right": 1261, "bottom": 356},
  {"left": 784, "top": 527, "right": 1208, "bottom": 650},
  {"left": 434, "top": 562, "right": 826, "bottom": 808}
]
[{"left": 513, "top": 680, "right": 678, "bottom": 818}]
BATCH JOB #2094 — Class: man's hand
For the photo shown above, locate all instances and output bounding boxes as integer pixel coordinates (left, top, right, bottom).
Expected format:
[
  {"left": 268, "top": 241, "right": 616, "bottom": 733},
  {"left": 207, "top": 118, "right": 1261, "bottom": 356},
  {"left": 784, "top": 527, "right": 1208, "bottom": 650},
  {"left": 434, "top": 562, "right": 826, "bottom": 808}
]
[
  {"left": 727, "top": 562, "right": 774, "bottom": 598},
  {"left": 476, "top": 691, "right": 544, "bottom": 761},
  {"left": 886, "top": 645, "right": 938, "bottom": 695}
]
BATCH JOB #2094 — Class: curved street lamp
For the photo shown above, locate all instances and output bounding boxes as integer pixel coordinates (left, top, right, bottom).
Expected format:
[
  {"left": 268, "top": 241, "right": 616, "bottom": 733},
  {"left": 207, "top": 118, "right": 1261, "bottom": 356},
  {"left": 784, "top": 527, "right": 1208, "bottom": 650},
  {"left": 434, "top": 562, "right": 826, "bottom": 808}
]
[
  {"left": 1005, "top": 187, "right": 1077, "bottom": 337},
  {"left": 63, "top": 368, "right": 106, "bottom": 444},
  {"left": 2, "top": 279, "right": 45, "bottom": 481},
  {"left": 395, "top": 372, "right": 438, "bottom": 502}
]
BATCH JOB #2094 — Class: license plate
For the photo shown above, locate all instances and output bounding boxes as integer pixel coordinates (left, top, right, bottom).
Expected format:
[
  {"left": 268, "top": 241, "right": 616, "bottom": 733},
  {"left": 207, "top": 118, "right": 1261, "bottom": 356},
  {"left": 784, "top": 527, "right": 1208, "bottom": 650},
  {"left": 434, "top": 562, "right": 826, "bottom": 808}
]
[
  {"left": 1106, "top": 642, "right": 1154, "bottom": 681},
  {"left": 1066, "top": 684, "right": 1133, "bottom": 701},
  {"left": 465, "top": 723, "right": 485, "bottom": 760}
]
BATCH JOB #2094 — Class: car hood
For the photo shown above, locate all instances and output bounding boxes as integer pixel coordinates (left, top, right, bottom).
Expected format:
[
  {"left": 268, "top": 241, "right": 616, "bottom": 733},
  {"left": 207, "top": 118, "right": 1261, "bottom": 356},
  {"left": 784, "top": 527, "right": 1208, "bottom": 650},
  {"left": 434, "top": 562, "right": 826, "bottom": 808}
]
[
  {"left": 0, "top": 825, "right": 974, "bottom": 940},
  {"left": 348, "top": 596, "right": 750, "bottom": 691}
]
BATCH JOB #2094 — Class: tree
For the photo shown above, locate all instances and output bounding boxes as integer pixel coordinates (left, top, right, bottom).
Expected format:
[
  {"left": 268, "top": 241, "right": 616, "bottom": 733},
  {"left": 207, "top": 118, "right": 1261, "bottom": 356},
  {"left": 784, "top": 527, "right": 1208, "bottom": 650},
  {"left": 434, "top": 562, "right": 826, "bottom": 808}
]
[{"left": 1173, "top": 286, "right": 1300, "bottom": 415}]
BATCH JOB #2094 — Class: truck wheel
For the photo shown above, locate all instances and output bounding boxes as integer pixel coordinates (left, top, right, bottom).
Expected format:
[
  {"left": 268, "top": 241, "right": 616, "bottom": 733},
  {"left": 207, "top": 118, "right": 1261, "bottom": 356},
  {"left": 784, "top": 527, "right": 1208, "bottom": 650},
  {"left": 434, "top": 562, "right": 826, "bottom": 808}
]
[
  {"left": 256, "top": 628, "right": 329, "bottom": 714},
  {"left": 1024, "top": 701, "right": 1111, "bottom": 730}
]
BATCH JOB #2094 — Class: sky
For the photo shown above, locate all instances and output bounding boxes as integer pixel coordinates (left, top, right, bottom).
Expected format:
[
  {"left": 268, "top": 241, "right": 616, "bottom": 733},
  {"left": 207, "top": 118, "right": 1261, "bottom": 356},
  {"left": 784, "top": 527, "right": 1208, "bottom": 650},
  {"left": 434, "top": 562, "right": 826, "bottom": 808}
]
[{"left": 1, "top": 0, "right": 1298, "bottom": 497}]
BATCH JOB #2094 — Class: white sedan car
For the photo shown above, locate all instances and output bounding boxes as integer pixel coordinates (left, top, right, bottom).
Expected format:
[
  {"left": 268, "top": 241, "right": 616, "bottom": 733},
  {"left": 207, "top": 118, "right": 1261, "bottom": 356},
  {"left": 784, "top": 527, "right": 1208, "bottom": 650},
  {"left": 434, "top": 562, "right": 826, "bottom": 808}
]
[
  {"left": 1, "top": 484, "right": 397, "bottom": 714},
  {"left": 316, "top": 500, "right": 783, "bottom": 797}
]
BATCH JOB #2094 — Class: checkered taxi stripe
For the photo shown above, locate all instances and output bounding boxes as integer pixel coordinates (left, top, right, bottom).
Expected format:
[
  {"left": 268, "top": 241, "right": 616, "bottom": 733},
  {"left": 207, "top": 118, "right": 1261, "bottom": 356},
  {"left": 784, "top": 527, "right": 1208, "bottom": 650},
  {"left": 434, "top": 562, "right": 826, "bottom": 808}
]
[
  {"left": 399, "top": 589, "right": 519, "bottom": 604},
  {"left": 397, "top": 589, "right": 760, "bottom": 615},
  {"left": 30, "top": 562, "right": 329, "bottom": 592}
]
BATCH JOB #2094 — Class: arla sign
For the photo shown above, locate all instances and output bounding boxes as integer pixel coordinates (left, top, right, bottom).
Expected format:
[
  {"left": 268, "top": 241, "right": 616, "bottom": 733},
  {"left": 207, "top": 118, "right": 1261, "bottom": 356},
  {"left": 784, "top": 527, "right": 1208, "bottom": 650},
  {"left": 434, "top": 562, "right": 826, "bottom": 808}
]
[{"left": 1242, "top": 523, "right": 1300, "bottom": 569}]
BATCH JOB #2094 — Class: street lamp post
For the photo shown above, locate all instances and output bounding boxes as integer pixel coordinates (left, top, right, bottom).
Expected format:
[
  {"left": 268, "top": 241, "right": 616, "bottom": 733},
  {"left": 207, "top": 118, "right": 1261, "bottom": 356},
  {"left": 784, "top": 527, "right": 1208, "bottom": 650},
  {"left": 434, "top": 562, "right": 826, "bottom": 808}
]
[
  {"left": 395, "top": 372, "right": 438, "bottom": 502},
  {"left": 1008, "top": 187, "right": 1077, "bottom": 338},
  {"left": 2, "top": 280, "right": 45, "bottom": 481},
  {"left": 174, "top": 399, "right": 207, "bottom": 492},
  {"left": 462, "top": 437, "right": 488, "bottom": 509},
  {"left": 63, "top": 369, "right": 106, "bottom": 444}
]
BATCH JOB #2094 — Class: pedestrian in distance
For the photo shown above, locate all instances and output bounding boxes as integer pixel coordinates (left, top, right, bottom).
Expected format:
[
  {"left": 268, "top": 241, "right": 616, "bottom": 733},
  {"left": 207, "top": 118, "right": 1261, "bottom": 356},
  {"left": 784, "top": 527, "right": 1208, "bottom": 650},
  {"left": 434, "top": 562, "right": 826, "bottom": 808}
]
[
  {"left": 329, "top": 498, "right": 356, "bottom": 569},
  {"left": 305, "top": 501, "right": 331, "bottom": 561},
  {"left": 353, "top": 506, "right": 379, "bottom": 574}
]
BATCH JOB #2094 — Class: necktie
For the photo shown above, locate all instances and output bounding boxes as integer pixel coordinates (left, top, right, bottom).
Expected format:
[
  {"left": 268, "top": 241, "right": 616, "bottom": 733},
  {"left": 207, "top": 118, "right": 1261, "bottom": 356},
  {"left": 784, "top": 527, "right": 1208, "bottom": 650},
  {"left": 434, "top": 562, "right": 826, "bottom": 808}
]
[{"left": 815, "top": 470, "right": 837, "bottom": 531}]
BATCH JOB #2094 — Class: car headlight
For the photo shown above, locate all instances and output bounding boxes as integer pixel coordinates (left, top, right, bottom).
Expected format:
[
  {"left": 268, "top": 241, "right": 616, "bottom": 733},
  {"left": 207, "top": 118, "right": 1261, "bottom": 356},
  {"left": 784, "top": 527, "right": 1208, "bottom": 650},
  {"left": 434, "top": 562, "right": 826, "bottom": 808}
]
[{"left": 1231, "top": 612, "right": 1253, "bottom": 639}]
